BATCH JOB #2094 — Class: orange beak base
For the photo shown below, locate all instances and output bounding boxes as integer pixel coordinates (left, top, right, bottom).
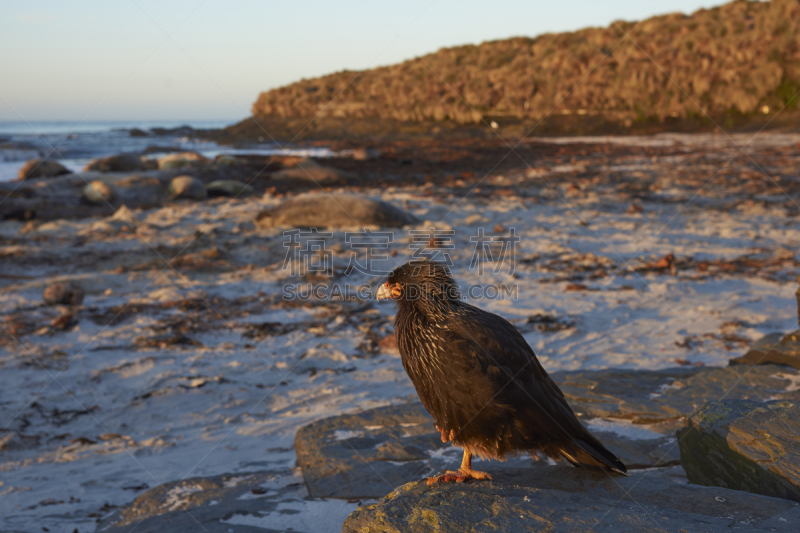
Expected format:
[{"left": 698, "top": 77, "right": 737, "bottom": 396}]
[{"left": 376, "top": 282, "right": 402, "bottom": 300}]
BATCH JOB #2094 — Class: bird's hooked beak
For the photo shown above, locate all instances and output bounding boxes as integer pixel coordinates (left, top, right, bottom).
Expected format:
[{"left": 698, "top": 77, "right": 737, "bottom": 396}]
[{"left": 376, "top": 282, "right": 402, "bottom": 301}]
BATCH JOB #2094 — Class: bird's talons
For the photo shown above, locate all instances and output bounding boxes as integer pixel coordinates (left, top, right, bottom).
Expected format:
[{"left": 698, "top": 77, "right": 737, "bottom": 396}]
[{"left": 426, "top": 468, "right": 492, "bottom": 485}]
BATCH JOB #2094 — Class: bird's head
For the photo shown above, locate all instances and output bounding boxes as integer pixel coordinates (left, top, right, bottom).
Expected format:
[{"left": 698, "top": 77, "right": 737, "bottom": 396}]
[{"left": 376, "top": 260, "right": 461, "bottom": 319}]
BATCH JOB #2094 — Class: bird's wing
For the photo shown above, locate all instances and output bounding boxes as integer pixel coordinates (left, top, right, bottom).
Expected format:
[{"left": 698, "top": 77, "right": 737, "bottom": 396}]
[{"left": 441, "top": 305, "right": 587, "bottom": 441}]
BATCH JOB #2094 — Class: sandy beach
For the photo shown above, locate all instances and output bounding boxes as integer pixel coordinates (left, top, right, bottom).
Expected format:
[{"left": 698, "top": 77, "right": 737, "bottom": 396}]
[{"left": 2, "top": 132, "right": 800, "bottom": 531}]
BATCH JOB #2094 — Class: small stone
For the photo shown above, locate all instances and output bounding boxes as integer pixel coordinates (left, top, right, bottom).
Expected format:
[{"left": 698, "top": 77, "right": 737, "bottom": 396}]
[
  {"left": 206, "top": 180, "right": 253, "bottom": 198},
  {"left": 50, "top": 312, "right": 76, "bottom": 330},
  {"left": 213, "top": 154, "right": 239, "bottom": 166},
  {"left": 168, "top": 176, "right": 207, "bottom": 200},
  {"left": 17, "top": 159, "right": 70, "bottom": 180},
  {"left": 654, "top": 253, "right": 674, "bottom": 269},
  {"left": 111, "top": 205, "right": 137, "bottom": 223},
  {"left": 83, "top": 180, "right": 118, "bottom": 204},
  {"left": 352, "top": 147, "right": 380, "bottom": 161},
  {"left": 43, "top": 282, "right": 85, "bottom": 306},
  {"left": 464, "top": 214, "right": 488, "bottom": 225},
  {"left": 189, "top": 378, "right": 207, "bottom": 388}
]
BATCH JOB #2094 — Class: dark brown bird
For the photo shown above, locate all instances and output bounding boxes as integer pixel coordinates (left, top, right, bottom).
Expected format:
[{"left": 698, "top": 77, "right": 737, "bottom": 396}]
[{"left": 377, "top": 260, "right": 626, "bottom": 484}]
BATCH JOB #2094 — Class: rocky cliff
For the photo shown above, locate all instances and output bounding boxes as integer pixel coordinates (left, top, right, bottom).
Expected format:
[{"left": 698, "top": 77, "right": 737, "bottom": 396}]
[{"left": 252, "top": 0, "right": 800, "bottom": 129}]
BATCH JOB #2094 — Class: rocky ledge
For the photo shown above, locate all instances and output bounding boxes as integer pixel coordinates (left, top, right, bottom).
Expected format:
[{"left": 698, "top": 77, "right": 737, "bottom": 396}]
[
  {"left": 343, "top": 466, "right": 800, "bottom": 533},
  {"left": 96, "top": 358, "right": 800, "bottom": 531},
  {"left": 293, "top": 363, "right": 800, "bottom": 501}
]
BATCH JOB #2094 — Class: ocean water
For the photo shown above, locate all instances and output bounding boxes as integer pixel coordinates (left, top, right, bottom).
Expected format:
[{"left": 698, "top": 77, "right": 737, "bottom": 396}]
[{"left": 0, "top": 119, "right": 335, "bottom": 181}]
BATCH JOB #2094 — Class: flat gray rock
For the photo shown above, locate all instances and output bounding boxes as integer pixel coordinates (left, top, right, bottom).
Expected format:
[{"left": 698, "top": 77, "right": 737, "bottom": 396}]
[
  {"left": 343, "top": 466, "right": 800, "bottom": 532},
  {"left": 296, "top": 403, "right": 464, "bottom": 499},
  {"left": 730, "top": 331, "right": 800, "bottom": 369},
  {"left": 256, "top": 193, "right": 419, "bottom": 229},
  {"left": 678, "top": 399, "right": 800, "bottom": 502},
  {"left": 553, "top": 364, "right": 800, "bottom": 422},
  {"left": 96, "top": 469, "right": 356, "bottom": 533}
]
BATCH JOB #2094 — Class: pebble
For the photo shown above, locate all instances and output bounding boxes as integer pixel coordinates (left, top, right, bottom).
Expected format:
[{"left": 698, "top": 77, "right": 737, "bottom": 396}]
[
  {"left": 206, "top": 180, "right": 253, "bottom": 198},
  {"left": 43, "top": 282, "right": 85, "bottom": 306},
  {"left": 82, "top": 180, "right": 118, "bottom": 204}
]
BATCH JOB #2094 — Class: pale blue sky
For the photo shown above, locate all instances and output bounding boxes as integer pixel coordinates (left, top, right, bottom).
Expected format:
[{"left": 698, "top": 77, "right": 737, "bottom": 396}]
[{"left": 0, "top": 1, "right": 729, "bottom": 123}]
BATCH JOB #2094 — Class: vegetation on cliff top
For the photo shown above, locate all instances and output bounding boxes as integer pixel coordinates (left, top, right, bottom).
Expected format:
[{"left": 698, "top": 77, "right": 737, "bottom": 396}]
[{"left": 252, "top": 0, "right": 800, "bottom": 127}]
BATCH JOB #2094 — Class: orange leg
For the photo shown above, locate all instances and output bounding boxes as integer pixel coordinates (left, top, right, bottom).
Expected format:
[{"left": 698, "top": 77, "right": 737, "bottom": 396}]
[{"left": 426, "top": 450, "right": 493, "bottom": 485}]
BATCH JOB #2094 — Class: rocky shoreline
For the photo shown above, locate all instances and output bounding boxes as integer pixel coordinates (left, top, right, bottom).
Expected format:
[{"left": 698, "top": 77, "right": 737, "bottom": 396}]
[
  {"left": 97, "top": 330, "right": 800, "bottom": 531},
  {"left": 2, "top": 133, "right": 800, "bottom": 532}
]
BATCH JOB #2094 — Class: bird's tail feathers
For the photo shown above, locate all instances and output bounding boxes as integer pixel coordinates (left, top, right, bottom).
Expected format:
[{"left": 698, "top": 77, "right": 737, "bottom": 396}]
[{"left": 561, "top": 437, "right": 628, "bottom": 475}]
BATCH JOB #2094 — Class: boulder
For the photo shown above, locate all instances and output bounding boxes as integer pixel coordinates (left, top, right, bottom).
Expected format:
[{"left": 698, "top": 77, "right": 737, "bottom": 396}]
[
  {"left": 83, "top": 153, "right": 145, "bottom": 172},
  {"left": 168, "top": 176, "right": 206, "bottom": 200},
  {"left": 157, "top": 151, "right": 210, "bottom": 170},
  {"left": 82, "top": 180, "right": 118, "bottom": 205},
  {"left": 43, "top": 282, "right": 85, "bottom": 305},
  {"left": 255, "top": 193, "right": 419, "bottom": 229},
  {"left": 17, "top": 158, "right": 70, "bottom": 180},
  {"left": 343, "top": 466, "right": 800, "bottom": 533},
  {"left": 295, "top": 403, "right": 678, "bottom": 500},
  {"left": 730, "top": 331, "right": 800, "bottom": 369},
  {"left": 213, "top": 154, "right": 239, "bottom": 166},
  {"left": 269, "top": 165, "right": 354, "bottom": 185},
  {"left": 115, "top": 175, "right": 163, "bottom": 208},
  {"left": 206, "top": 180, "right": 253, "bottom": 198},
  {"left": 129, "top": 128, "right": 149, "bottom": 137},
  {"left": 678, "top": 400, "right": 800, "bottom": 502}
]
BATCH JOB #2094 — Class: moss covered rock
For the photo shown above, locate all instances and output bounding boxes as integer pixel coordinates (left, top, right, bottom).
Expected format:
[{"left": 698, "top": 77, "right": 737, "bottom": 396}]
[
  {"left": 343, "top": 466, "right": 800, "bottom": 532},
  {"left": 678, "top": 400, "right": 800, "bottom": 502}
]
